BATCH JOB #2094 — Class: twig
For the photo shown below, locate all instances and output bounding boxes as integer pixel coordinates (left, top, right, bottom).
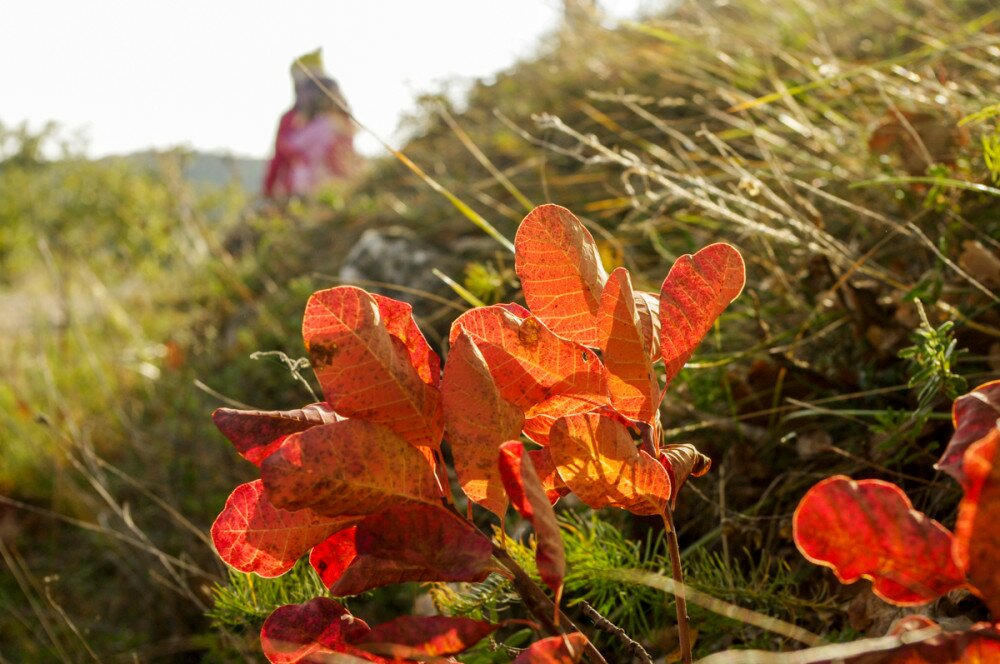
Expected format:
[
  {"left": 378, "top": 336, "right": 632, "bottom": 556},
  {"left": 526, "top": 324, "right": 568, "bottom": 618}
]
[
  {"left": 662, "top": 507, "right": 693, "bottom": 664},
  {"left": 491, "top": 545, "right": 608, "bottom": 664},
  {"left": 579, "top": 601, "right": 652, "bottom": 664}
]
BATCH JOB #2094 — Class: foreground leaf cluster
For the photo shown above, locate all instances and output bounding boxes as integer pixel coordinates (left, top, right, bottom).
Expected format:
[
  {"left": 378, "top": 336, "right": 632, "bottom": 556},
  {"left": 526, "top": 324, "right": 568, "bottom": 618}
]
[{"left": 208, "top": 204, "right": 745, "bottom": 662}]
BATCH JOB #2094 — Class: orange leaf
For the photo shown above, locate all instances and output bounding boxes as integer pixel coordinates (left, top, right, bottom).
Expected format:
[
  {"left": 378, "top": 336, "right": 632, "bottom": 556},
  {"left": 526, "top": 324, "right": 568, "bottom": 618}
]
[
  {"left": 514, "top": 204, "right": 608, "bottom": 346},
  {"left": 315, "top": 504, "right": 497, "bottom": 596},
  {"left": 212, "top": 403, "right": 343, "bottom": 467},
  {"left": 451, "top": 305, "right": 610, "bottom": 445},
  {"left": 370, "top": 293, "right": 441, "bottom": 385},
  {"left": 303, "top": 286, "right": 443, "bottom": 452},
  {"left": 261, "top": 419, "right": 440, "bottom": 517},
  {"left": 357, "top": 616, "right": 500, "bottom": 659},
  {"left": 211, "top": 481, "right": 358, "bottom": 578},
  {"left": 513, "top": 633, "right": 589, "bottom": 663},
  {"left": 499, "top": 441, "right": 566, "bottom": 599},
  {"left": 659, "top": 243, "right": 745, "bottom": 386},
  {"left": 936, "top": 380, "right": 1000, "bottom": 488},
  {"left": 954, "top": 429, "right": 1000, "bottom": 616},
  {"left": 548, "top": 412, "right": 671, "bottom": 516},
  {"left": 659, "top": 444, "right": 712, "bottom": 506},
  {"left": 598, "top": 267, "right": 659, "bottom": 423},
  {"left": 260, "top": 598, "right": 377, "bottom": 664},
  {"left": 441, "top": 331, "right": 524, "bottom": 516},
  {"left": 793, "top": 476, "right": 965, "bottom": 606},
  {"left": 632, "top": 290, "right": 661, "bottom": 360}
]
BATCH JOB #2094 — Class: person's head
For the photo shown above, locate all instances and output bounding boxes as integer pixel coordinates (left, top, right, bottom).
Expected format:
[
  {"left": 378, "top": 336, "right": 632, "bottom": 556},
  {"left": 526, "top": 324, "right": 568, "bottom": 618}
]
[{"left": 290, "top": 48, "right": 325, "bottom": 87}]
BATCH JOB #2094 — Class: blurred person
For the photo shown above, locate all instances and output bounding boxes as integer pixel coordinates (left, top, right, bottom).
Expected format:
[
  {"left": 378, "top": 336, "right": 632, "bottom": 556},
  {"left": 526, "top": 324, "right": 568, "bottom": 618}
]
[{"left": 262, "top": 49, "right": 360, "bottom": 200}]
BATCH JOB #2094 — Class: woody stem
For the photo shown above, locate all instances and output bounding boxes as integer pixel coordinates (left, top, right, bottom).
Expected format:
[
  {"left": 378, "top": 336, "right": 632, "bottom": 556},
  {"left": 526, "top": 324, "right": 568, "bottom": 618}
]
[
  {"left": 492, "top": 544, "right": 608, "bottom": 664},
  {"left": 663, "top": 506, "right": 692, "bottom": 664}
]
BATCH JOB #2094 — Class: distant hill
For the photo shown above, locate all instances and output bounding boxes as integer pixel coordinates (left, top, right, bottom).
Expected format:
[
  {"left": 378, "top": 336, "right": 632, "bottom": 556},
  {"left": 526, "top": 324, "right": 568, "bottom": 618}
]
[{"left": 106, "top": 149, "right": 266, "bottom": 192}]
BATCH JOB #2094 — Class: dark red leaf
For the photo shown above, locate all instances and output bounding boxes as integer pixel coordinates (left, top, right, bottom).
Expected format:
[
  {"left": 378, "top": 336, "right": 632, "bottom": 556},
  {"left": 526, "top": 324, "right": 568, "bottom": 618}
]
[
  {"left": 260, "top": 597, "right": 375, "bottom": 664},
  {"left": 357, "top": 615, "right": 499, "bottom": 658},
  {"left": 659, "top": 243, "right": 745, "bottom": 386},
  {"left": 515, "top": 204, "right": 608, "bottom": 346},
  {"left": 498, "top": 442, "right": 566, "bottom": 599},
  {"left": 442, "top": 331, "right": 524, "bottom": 516},
  {"left": 212, "top": 403, "right": 343, "bottom": 466},
  {"left": 936, "top": 380, "right": 1000, "bottom": 487},
  {"left": 659, "top": 444, "right": 712, "bottom": 505},
  {"left": 598, "top": 268, "right": 659, "bottom": 424},
  {"left": 450, "top": 305, "right": 609, "bottom": 445},
  {"left": 261, "top": 419, "right": 440, "bottom": 517},
  {"left": 954, "top": 429, "right": 1000, "bottom": 616},
  {"left": 325, "top": 504, "right": 497, "bottom": 596},
  {"left": 212, "top": 481, "right": 358, "bottom": 578},
  {"left": 527, "top": 448, "right": 571, "bottom": 504},
  {"left": 548, "top": 412, "right": 671, "bottom": 516},
  {"left": 303, "top": 286, "right": 443, "bottom": 452},
  {"left": 309, "top": 528, "right": 358, "bottom": 589},
  {"left": 793, "top": 476, "right": 965, "bottom": 606},
  {"left": 513, "top": 633, "right": 589, "bottom": 663}
]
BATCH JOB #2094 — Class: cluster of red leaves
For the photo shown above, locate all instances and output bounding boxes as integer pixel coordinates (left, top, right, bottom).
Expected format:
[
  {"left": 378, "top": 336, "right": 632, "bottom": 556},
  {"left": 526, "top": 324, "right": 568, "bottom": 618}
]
[
  {"left": 210, "top": 204, "right": 745, "bottom": 663},
  {"left": 792, "top": 380, "right": 1000, "bottom": 662}
]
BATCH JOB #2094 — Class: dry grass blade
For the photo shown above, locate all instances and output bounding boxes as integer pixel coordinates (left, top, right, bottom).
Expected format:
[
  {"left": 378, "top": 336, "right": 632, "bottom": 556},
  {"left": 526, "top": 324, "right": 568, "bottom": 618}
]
[{"left": 606, "top": 569, "right": 825, "bottom": 647}]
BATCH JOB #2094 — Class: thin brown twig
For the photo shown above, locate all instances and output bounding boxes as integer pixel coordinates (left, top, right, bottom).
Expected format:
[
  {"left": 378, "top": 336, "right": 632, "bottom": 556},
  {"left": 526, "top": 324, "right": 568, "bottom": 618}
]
[
  {"left": 579, "top": 600, "right": 653, "bottom": 664},
  {"left": 662, "top": 507, "right": 693, "bottom": 664},
  {"left": 491, "top": 545, "right": 608, "bottom": 664}
]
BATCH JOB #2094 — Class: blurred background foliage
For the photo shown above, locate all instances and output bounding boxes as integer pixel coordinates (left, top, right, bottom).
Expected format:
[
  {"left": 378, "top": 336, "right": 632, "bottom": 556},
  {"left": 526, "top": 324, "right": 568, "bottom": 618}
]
[{"left": 1, "top": 0, "right": 999, "bottom": 660}]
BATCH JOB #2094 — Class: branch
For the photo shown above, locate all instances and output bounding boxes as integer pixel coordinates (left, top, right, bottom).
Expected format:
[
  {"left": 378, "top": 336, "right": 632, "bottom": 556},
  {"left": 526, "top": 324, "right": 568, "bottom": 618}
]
[
  {"left": 492, "top": 544, "right": 608, "bottom": 664},
  {"left": 580, "top": 600, "right": 652, "bottom": 664}
]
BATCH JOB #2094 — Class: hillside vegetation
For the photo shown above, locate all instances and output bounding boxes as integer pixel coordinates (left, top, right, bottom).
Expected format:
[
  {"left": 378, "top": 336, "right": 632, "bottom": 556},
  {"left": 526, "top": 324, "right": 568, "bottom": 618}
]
[{"left": 1, "top": 0, "right": 998, "bottom": 660}]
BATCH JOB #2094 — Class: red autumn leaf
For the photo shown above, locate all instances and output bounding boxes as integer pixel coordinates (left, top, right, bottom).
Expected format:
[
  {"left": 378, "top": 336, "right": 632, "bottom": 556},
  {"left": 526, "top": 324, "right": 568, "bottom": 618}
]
[
  {"left": 632, "top": 290, "right": 661, "bottom": 360},
  {"left": 211, "top": 481, "right": 358, "bottom": 578},
  {"left": 261, "top": 419, "right": 440, "bottom": 517},
  {"left": 936, "top": 380, "right": 1000, "bottom": 487},
  {"left": 309, "top": 527, "right": 358, "bottom": 588},
  {"left": 450, "top": 305, "right": 609, "bottom": 445},
  {"left": 370, "top": 293, "right": 441, "bottom": 386},
  {"left": 527, "top": 448, "right": 571, "bottom": 504},
  {"left": 212, "top": 403, "right": 343, "bottom": 467},
  {"left": 953, "top": 429, "right": 1000, "bottom": 616},
  {"left": 548, "top": 411, "right": 672, "bottom": 516},
  {"left": 303, "top": 286, "right": 443, "bottom": 452},
  {"left": 598, "top": 267, "right": 659, "bottom": 423},
  {"left": 498, "top": 441, "right": 566, "bottom": 599},
  {"left": 260, "top": 597, "right": 376, "bottom": 664},
  {"left": 356, "top": 616, "right": 500, "bottom": 659},
  {"left": 659, "top": 444, "right": 712, "bottom": 506},
  {"left": 442, "top": 331, "right": 524, "bottom": 516},
  {"left": 793, "top": 476, "right": 965, "bottom": 605},
  {"left": 659, "top": 243, "right": 745, "bottom": 386},
  {"left": 513, "top": 633, "right": 589, "bottom": 663},
  {"left": 515, "top": 204, "right": 608, "bottom": 347},
  {"left": 314, "top": 504, "right": 497, "bottom": 596}
]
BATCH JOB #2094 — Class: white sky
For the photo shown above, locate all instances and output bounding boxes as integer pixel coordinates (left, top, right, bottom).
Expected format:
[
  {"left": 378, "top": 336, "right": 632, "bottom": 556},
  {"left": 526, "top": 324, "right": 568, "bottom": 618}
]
[{"left": 3, "top": 1, "right": 657, "bottom": 159}]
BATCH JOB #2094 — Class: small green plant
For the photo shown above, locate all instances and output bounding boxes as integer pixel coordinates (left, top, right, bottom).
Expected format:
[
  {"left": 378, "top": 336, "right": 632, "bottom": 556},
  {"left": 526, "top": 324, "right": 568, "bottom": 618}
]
[{"left": 899, "top": 299, "right": 967, "bottom": 407}]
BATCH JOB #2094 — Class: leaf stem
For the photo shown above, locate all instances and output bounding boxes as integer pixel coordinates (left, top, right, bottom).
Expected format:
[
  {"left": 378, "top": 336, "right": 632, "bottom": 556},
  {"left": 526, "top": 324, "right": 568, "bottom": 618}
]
[
  {"left": 491, "top": 544, "right": 608, "bottom": 664},
  {"left": 663, "top": 506, "right": 692, "bottom": 664}
]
